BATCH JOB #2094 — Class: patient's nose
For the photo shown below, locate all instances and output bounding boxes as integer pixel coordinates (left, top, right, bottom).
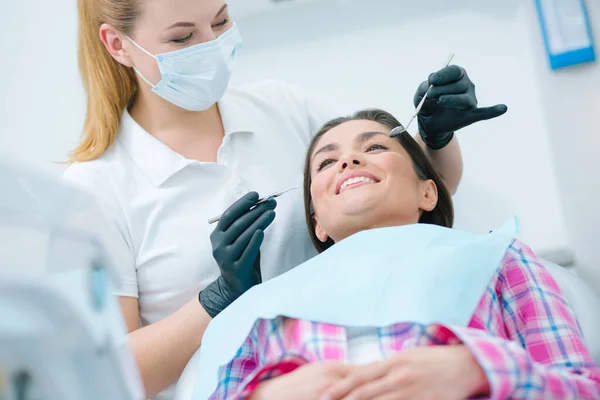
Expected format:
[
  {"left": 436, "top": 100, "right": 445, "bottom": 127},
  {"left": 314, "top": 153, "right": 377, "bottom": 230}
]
[{"left": 341, "top": 159, "right": 361, "bottom": 170}]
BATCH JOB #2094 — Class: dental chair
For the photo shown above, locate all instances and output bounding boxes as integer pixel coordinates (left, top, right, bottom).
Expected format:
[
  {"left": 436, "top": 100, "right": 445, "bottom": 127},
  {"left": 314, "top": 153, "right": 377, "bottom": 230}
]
[
  {"left": 175, "top": 260, "right": 600, "bottom": 400},
  {"left": 540, "top": 260, "right": 600, "bottom": 364},
  {"left": 0, "top": 160, "right": 144, "bottom": 400}
]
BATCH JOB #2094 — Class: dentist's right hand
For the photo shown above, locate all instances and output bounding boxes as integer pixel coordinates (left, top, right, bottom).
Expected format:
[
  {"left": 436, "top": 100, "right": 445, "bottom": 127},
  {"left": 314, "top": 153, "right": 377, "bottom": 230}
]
[{"left": 199, "top": 192, "right": 277, "bottom": 318}]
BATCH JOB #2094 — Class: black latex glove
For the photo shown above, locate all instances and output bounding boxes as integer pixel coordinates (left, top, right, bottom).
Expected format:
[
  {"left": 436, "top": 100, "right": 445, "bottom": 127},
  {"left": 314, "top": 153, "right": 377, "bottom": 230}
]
[
  {"left": 199, "top": 192, "right": 277, "bottom": 318},
  {"left": 414, "top": 65, "right": 508, "bottom": 150}
]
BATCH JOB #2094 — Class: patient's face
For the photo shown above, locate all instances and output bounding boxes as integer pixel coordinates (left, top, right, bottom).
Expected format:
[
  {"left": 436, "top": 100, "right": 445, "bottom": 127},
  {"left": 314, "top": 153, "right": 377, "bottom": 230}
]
[{"left": 309, "top": 120, "right": 437, "bottom": 244}]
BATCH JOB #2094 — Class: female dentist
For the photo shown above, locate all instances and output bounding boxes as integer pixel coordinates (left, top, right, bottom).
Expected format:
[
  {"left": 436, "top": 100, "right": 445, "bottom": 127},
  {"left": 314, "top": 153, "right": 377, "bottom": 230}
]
[{"left": 62, "top": 0, "right": 508, "bottom": 398}]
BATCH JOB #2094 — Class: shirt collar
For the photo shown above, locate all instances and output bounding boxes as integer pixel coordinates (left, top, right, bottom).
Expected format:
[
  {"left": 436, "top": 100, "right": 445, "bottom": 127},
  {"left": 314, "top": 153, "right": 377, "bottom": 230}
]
[
  {"left": 218, "top": 87, "right": 258, "bottom": 136},
  {"left": 117, "top": 88, "right": 258, "bottom": 187},
  {"left": 117, "top": 110, "right": 190, "bottom": 187}
]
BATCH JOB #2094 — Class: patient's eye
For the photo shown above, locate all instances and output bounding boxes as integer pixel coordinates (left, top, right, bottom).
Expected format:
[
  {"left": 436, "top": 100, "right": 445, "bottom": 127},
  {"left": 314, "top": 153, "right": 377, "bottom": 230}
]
[
  {"left": 316, "top": 158, "right": 336, "bottom": 171},
  {"left": 365, "top": 143, "right": 388, "bottom": 152}
]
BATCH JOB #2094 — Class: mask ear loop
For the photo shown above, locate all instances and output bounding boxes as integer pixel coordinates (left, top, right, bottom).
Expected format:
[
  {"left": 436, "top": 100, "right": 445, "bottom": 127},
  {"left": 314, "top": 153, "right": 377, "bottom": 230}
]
[{"left": 125, "top": 36, "right": 158, "bottom": 89}]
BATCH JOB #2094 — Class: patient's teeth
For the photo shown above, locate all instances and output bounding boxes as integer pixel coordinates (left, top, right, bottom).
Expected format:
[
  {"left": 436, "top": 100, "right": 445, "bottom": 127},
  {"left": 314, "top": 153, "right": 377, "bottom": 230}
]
[{"left": 340, "top": 176, "right": 376, "bottom": 193}]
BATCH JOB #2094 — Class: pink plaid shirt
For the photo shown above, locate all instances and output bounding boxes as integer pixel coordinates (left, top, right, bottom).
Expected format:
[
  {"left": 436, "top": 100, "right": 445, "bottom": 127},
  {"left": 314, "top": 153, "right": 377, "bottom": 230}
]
[{"left": 210, "top": 240, "right": 600, "bottom": 399}]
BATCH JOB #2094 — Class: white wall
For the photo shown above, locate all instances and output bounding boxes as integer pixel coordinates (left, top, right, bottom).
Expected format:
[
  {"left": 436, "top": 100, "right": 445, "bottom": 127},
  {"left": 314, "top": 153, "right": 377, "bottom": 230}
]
[
  {"left": 528, "top": 0, "right": 600, "bottom": 290},
  {"left": 1, "top": 0, "right": 598, "bottom": 289},
  {"left": 0, "top": 0, "right": 83, "bottom": 175}
]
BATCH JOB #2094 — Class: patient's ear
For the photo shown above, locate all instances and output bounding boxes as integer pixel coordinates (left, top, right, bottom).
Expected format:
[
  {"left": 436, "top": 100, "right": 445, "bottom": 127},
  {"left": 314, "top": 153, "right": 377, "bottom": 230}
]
[
  {"left": 419, "top": 179, "right": 438, "bottom": 212},
  {"left": 313, "top": 217, "right": 329, "bottom": 243}
]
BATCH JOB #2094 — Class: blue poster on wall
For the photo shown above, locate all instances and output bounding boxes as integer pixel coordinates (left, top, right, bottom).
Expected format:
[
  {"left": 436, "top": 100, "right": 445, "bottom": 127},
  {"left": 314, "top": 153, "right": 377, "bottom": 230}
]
[{"left": 535, "top": 0, "right": 596, "bottom": 70}]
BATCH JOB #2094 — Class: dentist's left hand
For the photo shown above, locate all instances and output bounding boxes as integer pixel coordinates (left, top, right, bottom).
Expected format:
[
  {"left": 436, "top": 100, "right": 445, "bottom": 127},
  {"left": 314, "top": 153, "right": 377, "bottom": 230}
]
[{"left": 199, "top": 192, "right": 277, "bottom": 318}]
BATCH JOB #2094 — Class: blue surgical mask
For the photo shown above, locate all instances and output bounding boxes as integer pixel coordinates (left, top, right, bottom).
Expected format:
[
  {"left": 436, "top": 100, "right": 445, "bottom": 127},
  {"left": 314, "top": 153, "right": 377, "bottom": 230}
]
[{"left": 127, "top": 24, "right": 242, "bottom": 111}]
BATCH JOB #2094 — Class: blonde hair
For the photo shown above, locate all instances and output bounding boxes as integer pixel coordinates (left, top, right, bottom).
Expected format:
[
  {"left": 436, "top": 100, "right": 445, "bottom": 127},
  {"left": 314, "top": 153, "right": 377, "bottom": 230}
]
[{"left": 70, "top": 0, "right": 141, "bottom": 162}]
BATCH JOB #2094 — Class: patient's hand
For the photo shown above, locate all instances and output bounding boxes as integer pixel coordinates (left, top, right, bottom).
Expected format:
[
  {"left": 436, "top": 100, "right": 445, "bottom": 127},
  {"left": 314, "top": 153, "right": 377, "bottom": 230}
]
[
  {"left": 250, "top": 362, "right": 351, "bottom": 400},
  {"left": 323, "top": 345, "right": 489, "bottom": 400}
]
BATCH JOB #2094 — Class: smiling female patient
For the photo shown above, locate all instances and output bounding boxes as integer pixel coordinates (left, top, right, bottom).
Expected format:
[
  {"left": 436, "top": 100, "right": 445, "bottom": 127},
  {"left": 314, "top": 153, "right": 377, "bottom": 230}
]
[{"left": 204, "top": 110, "right": 600, "bottom": 400}]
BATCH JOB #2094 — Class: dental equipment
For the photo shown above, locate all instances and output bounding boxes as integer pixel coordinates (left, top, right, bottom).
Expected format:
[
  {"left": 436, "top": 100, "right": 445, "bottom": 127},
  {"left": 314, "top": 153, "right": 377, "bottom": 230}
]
[
  {"left": 208, "top": 187, "right": 299, "bottom": 224},
  {"left": 390, "top": 53, "right": 455, "bottom": 138},
  {"left": 0, "top": 159, "right": 144, "bottom": 400}
]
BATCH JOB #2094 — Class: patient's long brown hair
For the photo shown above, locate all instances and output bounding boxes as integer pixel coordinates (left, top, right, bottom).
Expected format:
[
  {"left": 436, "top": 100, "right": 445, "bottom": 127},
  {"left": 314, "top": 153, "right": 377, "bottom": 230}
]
[{"left": 303, "top": 109, "right": 454, "bottom": 253}]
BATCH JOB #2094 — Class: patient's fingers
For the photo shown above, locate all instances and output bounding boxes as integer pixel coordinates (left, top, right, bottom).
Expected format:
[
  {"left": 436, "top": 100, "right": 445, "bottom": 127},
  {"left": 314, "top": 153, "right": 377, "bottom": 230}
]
[{"left": 322, "top": 362, "right": 389, "bottom": 400}]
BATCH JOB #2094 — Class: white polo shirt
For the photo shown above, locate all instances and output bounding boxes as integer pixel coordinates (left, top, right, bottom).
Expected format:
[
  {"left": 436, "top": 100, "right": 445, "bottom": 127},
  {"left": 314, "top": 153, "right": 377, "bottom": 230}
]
[{"left": 62, "top": 80, "right": 337, "bottom": 329}]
